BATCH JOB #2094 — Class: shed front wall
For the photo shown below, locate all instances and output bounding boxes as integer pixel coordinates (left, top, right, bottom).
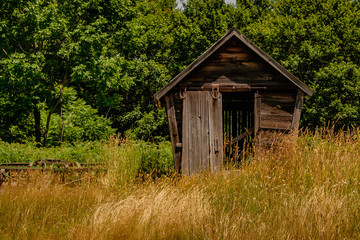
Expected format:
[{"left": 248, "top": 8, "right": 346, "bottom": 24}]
[
  {"left": 165, "top": 88, "right": 303, "bottom": 174},
  {"left": 163, "top": 36, "right": 305, "bottom": 174}
]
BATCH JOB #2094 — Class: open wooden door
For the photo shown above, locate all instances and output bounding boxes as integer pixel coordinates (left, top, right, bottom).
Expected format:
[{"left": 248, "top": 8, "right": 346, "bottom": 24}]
[{"left": 182, "top": 91, "right": 223, "bottom": 175}]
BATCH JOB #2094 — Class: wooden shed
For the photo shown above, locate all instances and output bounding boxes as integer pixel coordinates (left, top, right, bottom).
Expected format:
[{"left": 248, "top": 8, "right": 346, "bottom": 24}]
[{"left": 154, "top": 28, "right": 313, "bottom": 175}]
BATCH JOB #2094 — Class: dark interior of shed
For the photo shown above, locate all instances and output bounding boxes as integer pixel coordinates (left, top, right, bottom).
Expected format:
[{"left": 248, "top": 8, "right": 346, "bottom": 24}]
[{"left": 222, "top": 91, "right": 254, "bottom": 163}]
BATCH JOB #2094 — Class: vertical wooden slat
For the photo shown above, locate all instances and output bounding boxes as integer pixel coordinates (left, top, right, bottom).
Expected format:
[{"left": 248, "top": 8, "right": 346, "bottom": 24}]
[
  {"left": 200, "top": 92, "right": 210, "bottom": 171},
  {"left": 187, "top": 92, "right": 200, "bottom": 175},
  {"left": 208, "top": 94, "right": 215, "bottom": 170},
  {"left": 165, "top": 94, "right": 181, "bottom": 172},
  {"left": 243, "top": 103, "right": 247, "bottom": 133},
  {"left": 291, "top": 89, "right": 304, "bottom": 130},
  {"left": 232, "top": 109, "right": 237, "bottom": 138},
  {"left": 254, "top": 92, "right": 261, "bottom": 146},
  {"left": 193, "top": 93, "right": 202, "bottom": 173},
  {"left": 254, "top": 92, "right": 261, "bottom": 134},
  {"left": 210, "top": 92, "right": 223, "bottom": 170},
  {"left": 182, "top": 93, "right": 190, "bottom": 175},
  {"left": 237, "top": 111, "right": 240, "bottom": 136}
]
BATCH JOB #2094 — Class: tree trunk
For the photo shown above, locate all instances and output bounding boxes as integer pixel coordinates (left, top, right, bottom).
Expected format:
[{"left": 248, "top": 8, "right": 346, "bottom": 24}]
[{"left": 34, "top": 106, "right": 41, "bottom": 146}]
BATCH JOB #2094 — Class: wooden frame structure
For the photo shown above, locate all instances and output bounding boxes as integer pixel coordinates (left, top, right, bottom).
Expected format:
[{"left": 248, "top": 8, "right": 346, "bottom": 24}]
[{"left": 155, "top": 28, "right": 313, "bottom": 175}]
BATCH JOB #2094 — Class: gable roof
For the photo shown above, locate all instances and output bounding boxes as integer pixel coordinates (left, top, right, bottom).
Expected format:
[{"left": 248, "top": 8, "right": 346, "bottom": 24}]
[{"left": 154, "top": 28, "right": 313, "bottom": 101}]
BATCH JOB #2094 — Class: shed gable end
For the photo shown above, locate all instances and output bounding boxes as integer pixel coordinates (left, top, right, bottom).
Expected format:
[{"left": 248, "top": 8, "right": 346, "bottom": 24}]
[
  {"left": 154, "top": 28, "right": 313, "bottom": 102},
  {"left": 182, "top": 36, "right": 290, "bottom": 88}
]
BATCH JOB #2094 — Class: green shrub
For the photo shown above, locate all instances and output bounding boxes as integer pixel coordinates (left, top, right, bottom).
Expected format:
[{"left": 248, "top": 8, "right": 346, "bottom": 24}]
[{"left": 0, "top": 139, "right": 174, "bottom": 179}]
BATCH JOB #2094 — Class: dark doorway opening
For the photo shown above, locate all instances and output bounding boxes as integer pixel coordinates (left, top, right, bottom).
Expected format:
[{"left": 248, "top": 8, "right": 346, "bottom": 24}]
[{"left": 222, "top": 92, "right": 254, "bottom": 164}]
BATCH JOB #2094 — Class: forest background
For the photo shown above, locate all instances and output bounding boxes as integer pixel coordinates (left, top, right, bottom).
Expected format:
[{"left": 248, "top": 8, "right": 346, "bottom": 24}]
[{"left": 1, "top": 0, "right": 360, "bottom": 147}]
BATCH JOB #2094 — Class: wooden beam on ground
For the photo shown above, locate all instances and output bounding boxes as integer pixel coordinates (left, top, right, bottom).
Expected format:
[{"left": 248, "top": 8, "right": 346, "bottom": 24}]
[{"left": 165, "top": 94, "right": 181, "bottom": 172}]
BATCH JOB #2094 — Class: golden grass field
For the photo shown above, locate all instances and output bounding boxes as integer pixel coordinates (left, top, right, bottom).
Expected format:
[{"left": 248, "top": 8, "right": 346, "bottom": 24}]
[{"left": 1, "top": 128, "right": 360, "bottom": 239}]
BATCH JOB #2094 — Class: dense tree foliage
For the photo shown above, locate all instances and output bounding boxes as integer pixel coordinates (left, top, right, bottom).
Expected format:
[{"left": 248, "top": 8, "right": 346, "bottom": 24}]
[{"left": 0, "top": 0, "right": 359, "bottom": 145}]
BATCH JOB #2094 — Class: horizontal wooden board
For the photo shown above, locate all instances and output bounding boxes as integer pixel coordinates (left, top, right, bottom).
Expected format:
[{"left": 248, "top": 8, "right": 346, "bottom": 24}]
[
  {"left": 186, "top": 74, "right": 277, "bottom": 82},
  {"left": 260, "top": 114, "right": 293, "bottom": 129},
  {"left": 199, "top": 64, "right": 270, "bottom": 74},
  {"left": 219, "top": 46, "right": 247, "bottom": 52},
  {"left": 212, "top": 52, "right": 259, "bottom": 62},
  {"left": 261, "top": 92, "right": 296, "bottom": 98},
  {"left": 261, "top": 93, "right": 296, "bottom": 105},
  {"left": 260, "top": 102, "right": 294, "bottom": 116},
  {"left": 185, "top": 82, "right": 295, "bottom": 91}
]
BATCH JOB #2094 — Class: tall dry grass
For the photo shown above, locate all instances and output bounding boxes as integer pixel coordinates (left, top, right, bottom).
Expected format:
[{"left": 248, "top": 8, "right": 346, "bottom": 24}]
[{"left": 0, "top": 128, "right": 360, "bottom": 239}]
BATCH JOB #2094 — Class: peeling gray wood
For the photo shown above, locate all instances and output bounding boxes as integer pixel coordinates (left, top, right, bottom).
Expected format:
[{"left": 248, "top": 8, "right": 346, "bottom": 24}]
[{"left": 182, "top": 91, "right": 223, "bottom": 175}]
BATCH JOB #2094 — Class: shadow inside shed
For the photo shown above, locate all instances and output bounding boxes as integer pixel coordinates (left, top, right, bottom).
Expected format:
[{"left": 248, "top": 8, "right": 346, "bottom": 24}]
[{"left": 222, "top": 92, "right": 254, "bottom": 162}]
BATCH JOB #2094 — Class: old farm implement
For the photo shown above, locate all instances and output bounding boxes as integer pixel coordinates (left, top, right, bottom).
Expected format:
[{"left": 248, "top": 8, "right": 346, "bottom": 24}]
[{"left": 0, "top": 159, "right": 104, "bottom": 186}]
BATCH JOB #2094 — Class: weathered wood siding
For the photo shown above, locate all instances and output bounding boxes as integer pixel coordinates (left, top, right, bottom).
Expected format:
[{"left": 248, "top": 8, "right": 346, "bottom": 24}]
[
  {"left": 181, "top": 36, "right": 295, "bottom": 91},
  {"left": 260, "top": 92, "right": 296, "bottom": 130},
  {"left": 255, "top": 90, "right": 304, "bottom": 146},
  {"left": 182, "top": 91, "right": 223, "bottom": 175}
]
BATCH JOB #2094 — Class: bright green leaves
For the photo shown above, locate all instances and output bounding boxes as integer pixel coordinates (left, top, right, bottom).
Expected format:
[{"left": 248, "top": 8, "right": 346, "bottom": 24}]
[
  {"left": 303, "top": 62, "right": 360, "bottom": 129},
  {"left": 43, "top": 87, "right": 116, "bottom": 146},
  {"left": 1, "top": 0, "right": 360, "bottom": 144},
  {"left": 245, "top": 0, "right": 360, "bottom": 129}
]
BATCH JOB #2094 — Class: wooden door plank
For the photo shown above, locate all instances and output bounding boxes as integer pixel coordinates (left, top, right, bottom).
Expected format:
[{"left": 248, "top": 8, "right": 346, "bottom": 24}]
[
  {"left": 208, "top": 93, "right": 215, "bottom": 170},
  {"left": 182, "top": 93, "right": 190, "bottom": 175},
  {"left": 188, "top": 92, "right": 196, "bottom": 175},
  {"left": 209, "top": 92, "right": 223, "bottom": 170},
  {"left": 190, "top": 92, "right": 201, "bottom": 174},
  {"left": 200, "top": 92, "right": 210, "bottom": 172}
]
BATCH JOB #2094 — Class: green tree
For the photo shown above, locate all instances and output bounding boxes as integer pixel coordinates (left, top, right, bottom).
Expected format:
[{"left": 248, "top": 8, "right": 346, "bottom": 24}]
[
  {"left": 244, "top": 0, "right": 360, "bottom": 129},
  {"left": 0, "top": 0, "right": 128, "bottom": 145},
  {"left": 1, "top": 0, "right": 360, "bottom": 146}
]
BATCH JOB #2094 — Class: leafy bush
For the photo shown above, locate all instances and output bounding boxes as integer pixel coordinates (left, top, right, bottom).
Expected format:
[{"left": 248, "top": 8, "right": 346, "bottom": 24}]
[
  {"left": 125, "top": 109, "right": 169, "bottom": 142},
  {"left": 45, "top": 99, "right": 116, "bottom": 146}
]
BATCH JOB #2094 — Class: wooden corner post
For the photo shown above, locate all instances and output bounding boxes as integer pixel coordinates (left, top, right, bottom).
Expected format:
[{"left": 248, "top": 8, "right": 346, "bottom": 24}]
[
  {"left": 291, "top": 89, "right": 304, "bottom": 130},
  {"left": 165, "top": 94, "right": 181, "bottom": 172}
]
